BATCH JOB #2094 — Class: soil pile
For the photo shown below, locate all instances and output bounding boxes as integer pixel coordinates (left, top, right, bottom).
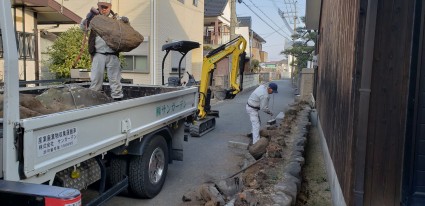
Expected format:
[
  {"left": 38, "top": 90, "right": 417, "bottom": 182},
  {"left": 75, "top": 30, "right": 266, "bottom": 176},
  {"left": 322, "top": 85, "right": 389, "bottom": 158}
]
[{"left": 0, "top": 85, "right": 111, "bottom": 118}]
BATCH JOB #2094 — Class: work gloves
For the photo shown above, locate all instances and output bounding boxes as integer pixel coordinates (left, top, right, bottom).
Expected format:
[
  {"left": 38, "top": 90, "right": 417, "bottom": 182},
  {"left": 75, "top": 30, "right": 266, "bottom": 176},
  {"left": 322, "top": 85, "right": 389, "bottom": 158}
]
[
  {"left": 265, "top": 110, "right": 273, "bottom": 117},
  {"left": 86, "top": 7, "right": 99, "bottom": 21},
  {"left": 82, "top": 7, "right": 99, "bottom": 29},
  {"left": 120, "top": 16, "right": 129, "bottom": 23}
]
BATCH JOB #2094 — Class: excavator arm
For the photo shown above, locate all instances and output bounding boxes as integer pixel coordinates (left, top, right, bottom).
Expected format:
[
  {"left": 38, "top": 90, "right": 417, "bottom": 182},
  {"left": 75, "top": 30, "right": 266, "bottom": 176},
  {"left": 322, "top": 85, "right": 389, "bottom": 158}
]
[
  {"left": 159, "top": 37, "right": 248, "bottom": 137},
  {"left": 197, "top": 36, "right": 247, "bottom": 119}
]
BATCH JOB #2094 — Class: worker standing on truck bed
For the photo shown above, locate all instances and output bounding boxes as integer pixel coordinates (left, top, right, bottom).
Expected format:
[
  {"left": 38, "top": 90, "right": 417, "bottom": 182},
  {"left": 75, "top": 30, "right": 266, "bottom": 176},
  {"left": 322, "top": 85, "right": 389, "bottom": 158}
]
[
  {"left": 246, "top": 82, "right": 278, "bottom": 144},
  {"left": 80, "top": 0, "right": 129, "bottom": 101}
]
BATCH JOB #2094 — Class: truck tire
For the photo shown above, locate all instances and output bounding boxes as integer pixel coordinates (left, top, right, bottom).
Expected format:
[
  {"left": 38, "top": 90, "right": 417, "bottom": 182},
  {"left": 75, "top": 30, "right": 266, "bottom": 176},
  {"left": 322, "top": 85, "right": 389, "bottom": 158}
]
[
  {"left": 108, "top": 155, "right": 128, "bottom": 186},
  {"left": 128, "top": 135, "right": 168, "bottom": 198}
]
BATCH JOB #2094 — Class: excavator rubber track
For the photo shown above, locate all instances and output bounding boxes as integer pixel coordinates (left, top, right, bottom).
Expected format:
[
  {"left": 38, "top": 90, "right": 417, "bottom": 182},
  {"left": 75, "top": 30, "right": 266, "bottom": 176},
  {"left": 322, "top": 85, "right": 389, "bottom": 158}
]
[{"left": 189, "top": 116, "right": 216, "bottom": 137}]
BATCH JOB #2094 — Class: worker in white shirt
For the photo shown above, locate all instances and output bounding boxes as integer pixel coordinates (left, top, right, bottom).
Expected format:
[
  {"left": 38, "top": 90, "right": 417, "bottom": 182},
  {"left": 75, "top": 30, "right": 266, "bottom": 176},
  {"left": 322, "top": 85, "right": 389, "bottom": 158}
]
[{"left": 246, "top": 82, "right": 278, "bottom": 144}]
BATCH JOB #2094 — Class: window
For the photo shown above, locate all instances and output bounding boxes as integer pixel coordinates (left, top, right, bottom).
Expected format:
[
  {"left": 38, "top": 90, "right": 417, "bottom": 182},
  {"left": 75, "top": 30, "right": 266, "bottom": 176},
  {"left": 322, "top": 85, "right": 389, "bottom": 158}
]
[
  {"left": 177, "top": 0, "right": 184, "bottom": 4},
  {"left": 16, "top": 31, "right": 35, "bottom": 60},
  {"left": 122, "top": 55, "right": 149, "bottom": 73},
  {"left": 193, "top": 0, "right": 198, "bottom": 6},
  {"left": 0, "top": 30, "right": 3, "bottom": 58},
  {"left": 170, "top": 52, "right": 186, "bottom": 74},
  {"left": 0, "top": 30, "right": 35, "bottom": 59}
]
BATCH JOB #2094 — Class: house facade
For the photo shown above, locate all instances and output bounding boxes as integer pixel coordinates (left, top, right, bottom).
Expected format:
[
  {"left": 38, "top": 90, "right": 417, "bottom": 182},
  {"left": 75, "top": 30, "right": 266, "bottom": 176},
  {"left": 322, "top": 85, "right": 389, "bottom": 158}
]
[
  {"left": 57, "top": 0, "right": 204, "bottom": 85},
  {"left": 1, "top": 0, "right": 204, "bottom": 85},
  {"left": 235, "top": 16, "right": 267, "bottom": 63},
  {"left": 204, "top": 0, "right": 231, "bottom": 46},
  {"left": 203, "top": 0, "right": 267, "bottom": 89},
  {"left": 0, "top": 0, "right": 82, "bottom": 83}
]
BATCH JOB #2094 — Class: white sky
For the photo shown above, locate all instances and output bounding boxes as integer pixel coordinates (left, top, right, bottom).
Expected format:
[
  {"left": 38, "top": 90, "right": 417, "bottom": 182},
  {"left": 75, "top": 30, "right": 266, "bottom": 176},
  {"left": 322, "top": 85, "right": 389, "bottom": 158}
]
[{"left": 236, "top": 0, "right": 306, "bottom": 62}]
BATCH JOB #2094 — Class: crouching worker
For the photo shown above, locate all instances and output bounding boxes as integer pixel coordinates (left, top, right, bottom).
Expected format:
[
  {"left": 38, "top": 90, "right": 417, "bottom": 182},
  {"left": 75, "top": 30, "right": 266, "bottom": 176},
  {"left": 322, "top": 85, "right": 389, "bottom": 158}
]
[{"left": 246, "top": 82, "right": 278, "bottom": 144}]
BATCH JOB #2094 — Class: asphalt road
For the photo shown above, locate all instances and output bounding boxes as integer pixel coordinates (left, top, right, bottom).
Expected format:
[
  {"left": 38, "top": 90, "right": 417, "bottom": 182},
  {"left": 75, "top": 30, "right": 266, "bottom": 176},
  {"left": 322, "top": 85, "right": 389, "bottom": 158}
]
[{"left": 105, "top": 79, "right": 295, "bottom": 206}]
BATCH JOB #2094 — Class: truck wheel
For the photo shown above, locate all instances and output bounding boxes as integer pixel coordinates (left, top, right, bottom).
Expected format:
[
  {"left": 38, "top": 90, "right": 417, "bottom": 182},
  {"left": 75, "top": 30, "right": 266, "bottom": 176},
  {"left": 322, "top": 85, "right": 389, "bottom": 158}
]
[
  {"left": 128, "top": 136, "right": 168, "bottom": 198},
  {"left": 108, "top": 155, "right": 128, "bottom": 186}
]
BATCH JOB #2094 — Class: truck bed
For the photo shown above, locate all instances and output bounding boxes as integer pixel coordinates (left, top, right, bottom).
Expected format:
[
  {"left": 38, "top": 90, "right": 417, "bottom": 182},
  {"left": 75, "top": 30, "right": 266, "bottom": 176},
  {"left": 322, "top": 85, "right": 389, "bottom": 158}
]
[{"left": 0, "top": 83, "right": 198, "bottom": 183}]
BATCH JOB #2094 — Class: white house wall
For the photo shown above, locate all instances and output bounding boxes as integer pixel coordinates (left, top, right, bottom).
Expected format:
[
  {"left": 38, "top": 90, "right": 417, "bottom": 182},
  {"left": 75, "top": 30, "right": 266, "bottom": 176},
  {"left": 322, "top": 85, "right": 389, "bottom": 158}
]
[
  {"left": 5, "top": 8, "right": 36, "bottom": 82},
  {"left": 220, "top": 1, "right": 231, "bottom": 25},
  {"left": 235, "top": 27, "right": 250, "bottom": 57},
  {"left": 58, "top": 0, "right": 203, "bottom": 85},
  {"left": 155, "top": 0, "right": 203, "bottom": 84}
]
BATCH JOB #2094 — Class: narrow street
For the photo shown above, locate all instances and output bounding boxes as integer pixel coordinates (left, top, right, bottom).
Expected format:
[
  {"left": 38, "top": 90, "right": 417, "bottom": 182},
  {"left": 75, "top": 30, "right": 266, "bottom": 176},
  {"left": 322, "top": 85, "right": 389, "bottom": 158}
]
[{"left": 106, "top": 79, "right": 295, "bottom": 205}]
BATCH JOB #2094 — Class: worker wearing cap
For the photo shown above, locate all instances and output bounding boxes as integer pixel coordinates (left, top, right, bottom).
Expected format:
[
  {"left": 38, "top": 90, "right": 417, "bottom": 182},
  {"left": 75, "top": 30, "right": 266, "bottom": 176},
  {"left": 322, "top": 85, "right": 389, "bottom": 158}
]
[
  {"left": 80, "top": 0, "right": 129, "bottom": 101},
  {"left": 246, "top": 82, "right": 278, "bottom": 144}
]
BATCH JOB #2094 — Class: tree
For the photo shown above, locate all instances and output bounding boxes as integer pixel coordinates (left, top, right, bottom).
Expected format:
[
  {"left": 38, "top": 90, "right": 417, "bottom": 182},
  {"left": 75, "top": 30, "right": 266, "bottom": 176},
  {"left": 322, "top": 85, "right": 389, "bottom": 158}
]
[
  {"left": 46, "top": 27, "right": 91, "bottom": 78},
  {"left": 250, "top": 59, "right": 260, "bottom": 73},
  {"left": 281, "top": 17, "right": 317, "bottom": 71}
]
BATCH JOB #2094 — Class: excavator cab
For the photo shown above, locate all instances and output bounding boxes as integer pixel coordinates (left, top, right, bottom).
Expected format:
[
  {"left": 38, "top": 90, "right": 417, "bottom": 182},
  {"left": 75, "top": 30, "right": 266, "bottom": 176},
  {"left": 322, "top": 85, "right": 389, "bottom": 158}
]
[{"left": 161, "top": 41, "right": 200, "bottom": 86}]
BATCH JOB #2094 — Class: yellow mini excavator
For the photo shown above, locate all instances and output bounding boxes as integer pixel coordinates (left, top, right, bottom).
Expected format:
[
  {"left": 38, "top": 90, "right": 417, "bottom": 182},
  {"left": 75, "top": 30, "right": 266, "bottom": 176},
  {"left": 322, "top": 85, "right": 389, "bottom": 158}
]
[{"left": 161, "top": 36, "right": 247, "bottom": 136}]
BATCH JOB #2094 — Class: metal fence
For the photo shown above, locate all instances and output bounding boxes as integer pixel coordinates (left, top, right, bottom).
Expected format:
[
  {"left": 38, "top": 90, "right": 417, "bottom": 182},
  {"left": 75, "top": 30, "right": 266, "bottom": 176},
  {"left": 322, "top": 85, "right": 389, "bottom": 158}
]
[
  {"left": 0, "top": 30, "right": 35, "bottom": 59},
  {"left": 203, "top": 32, "right": 230, "bottom": 45}
]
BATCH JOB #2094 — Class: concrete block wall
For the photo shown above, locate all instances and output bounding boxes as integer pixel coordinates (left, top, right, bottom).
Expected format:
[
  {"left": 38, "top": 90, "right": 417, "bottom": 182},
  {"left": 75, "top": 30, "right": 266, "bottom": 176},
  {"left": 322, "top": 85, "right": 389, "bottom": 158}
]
[
  {"left": 213, "top": 75, "right": 230, "bottom": 89},
  {"left": 300, "top": 68, "right": 315, "bottom": 100},
  {"left": 242, "top": 73, "right": 259, "bottom": 90},
  {"left": 259, "top": 72, "right": 270, "bottom": 83}
]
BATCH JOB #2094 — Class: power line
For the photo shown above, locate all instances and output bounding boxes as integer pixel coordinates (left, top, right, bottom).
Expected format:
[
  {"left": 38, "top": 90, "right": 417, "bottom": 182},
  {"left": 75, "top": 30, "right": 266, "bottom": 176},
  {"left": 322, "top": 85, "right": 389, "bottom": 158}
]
[
  {"left": 263, "top": 43, "right": 285, "bottom": 48},
  {"left": 278, "top": 8, "right": 295, "bottom": 34},
  {"left": 240, "top": 1, "right": 291, "bottom": 41},
  {"left": 247, "top": 0, "right": 292, "bottom": 37}
]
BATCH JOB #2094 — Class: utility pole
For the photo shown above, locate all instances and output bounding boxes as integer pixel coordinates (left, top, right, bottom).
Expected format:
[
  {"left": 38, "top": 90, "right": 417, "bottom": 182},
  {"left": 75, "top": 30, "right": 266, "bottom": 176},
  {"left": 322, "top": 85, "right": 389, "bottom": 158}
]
[
  {"left": 230, "top": 0, "right": 237, "bottom": 39},
  {"left": 281, "top": 0, "right": 298, "bottom": 85},
  {"left": 294, "top": 1, "right": 297, "bottom": 36}
]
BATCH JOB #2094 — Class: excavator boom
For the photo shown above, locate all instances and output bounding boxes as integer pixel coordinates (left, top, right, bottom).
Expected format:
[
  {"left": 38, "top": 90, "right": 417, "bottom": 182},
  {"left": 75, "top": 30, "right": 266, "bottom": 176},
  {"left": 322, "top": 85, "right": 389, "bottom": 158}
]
[
  {"left": 190, "top": 36, "right": 247, "bottom": 136},
  {"left": 197, "top": 36, "right": 247, "bottom": 118},
  {"left": 160, "top": 36, "right": 247, "bottom": 137}
]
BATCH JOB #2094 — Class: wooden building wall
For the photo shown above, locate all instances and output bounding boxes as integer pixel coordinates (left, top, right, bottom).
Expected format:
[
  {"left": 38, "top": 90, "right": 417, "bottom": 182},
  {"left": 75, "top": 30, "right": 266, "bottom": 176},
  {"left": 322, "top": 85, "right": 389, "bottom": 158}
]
[
  {"left": 316, "top": 0, "right": 361, "bottom": 203},
  {"left": 363, "top": 0, "right": 414, "bottom": 205},
  {"left": 317, "top": 0, "right": 416, "bottom": 205}
]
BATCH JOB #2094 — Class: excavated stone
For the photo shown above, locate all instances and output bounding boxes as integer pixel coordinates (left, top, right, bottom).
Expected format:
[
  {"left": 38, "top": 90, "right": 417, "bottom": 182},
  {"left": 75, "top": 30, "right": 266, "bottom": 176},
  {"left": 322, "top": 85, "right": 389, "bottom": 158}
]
[
  {"left": 272, "top": 192, "right": 292, "bottom": 206},
  {"left": 274, "top": 181, "right": 298, "bottom": 203},
  {"left": 292, "top": 145, "right": 305, "bottom": 154},
  {"left": 290, "top": 156, "right": 305, "bottom": 166},
  {"left": 282, "top": 173, "right": 301, "bottom": 192},
  {"left": 284, "top": 162, "right": 302, "bottom": 177},
  {"left": 215, "top": 177, "right": 242, "bottom": 197},
  {"left": 294, "top": 137, "right": 307, "bottom": 146},
  {"left": 199, "top": 183, "right": 225, "bottom": 205},
  {"left": 90, "top": 15, "right": 144, "bottom": 52},
  {"left": 248, "top": 137, "right": 269, "bottom": 160},
  {"left": 36, "top": 86, "right": 111, "bottom": 109}
]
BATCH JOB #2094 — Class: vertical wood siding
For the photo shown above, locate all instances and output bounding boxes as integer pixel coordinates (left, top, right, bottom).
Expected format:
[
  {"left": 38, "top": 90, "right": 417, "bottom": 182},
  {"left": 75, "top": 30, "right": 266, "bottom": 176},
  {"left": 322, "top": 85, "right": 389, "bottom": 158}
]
[
  {"left": 317, "top": 0, "right": 360, "bottom": 203},
  {"left": 318, "top": 0, "right": 415, "bottom": 204},
  {"left": 363, "top": 0, "right": 414, "bottom": 205}
]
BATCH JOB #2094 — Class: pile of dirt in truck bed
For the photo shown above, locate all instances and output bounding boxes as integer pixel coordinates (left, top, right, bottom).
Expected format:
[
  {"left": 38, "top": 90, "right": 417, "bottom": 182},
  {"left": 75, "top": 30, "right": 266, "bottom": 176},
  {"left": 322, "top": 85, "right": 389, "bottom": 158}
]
[{"left": 0, "top": 85, "right": 111, "bottom": 118}]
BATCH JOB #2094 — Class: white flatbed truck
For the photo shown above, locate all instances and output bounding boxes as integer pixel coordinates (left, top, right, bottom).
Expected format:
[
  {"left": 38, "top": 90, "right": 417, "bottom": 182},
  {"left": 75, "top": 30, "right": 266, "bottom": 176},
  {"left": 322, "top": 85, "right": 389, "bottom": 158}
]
[{"left": 0, "top": 1, "right": 198, "bottom": 205}]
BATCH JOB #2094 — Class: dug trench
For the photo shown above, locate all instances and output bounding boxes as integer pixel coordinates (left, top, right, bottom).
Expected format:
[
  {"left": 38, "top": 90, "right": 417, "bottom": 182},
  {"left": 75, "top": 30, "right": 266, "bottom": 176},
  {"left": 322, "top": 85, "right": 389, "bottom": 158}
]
[{"left": 180, "top": 102, "right": 331, "bottom": 206}]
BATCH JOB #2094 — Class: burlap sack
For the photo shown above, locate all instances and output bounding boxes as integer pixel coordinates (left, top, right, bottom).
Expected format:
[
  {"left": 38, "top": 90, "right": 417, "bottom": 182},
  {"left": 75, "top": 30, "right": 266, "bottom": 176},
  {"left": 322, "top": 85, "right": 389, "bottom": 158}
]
[{"left": 90, "top": 15, "right": 144, "bottom": 52}]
